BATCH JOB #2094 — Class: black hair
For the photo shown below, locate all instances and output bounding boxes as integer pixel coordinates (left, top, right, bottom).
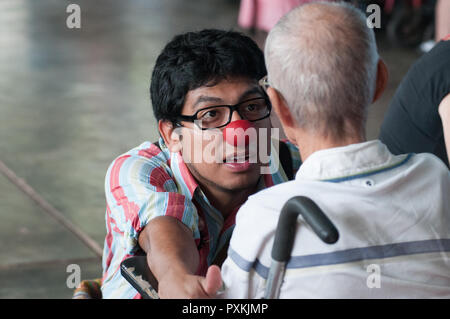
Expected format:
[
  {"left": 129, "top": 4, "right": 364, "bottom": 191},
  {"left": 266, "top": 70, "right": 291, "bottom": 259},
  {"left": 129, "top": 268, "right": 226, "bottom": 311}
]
[{"left": 150, "top": 29, "right": 267, "bottom": 122}]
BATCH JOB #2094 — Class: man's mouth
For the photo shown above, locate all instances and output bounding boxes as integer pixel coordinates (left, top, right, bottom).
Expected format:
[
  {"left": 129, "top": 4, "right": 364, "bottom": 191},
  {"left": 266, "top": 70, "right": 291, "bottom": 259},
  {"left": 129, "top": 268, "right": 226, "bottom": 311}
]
[
  {"left": 222, "top": 152, "right": 256, "bottom": 172},
  {"left": 224, "top": 153, "right": 250, "bottom": 163}
]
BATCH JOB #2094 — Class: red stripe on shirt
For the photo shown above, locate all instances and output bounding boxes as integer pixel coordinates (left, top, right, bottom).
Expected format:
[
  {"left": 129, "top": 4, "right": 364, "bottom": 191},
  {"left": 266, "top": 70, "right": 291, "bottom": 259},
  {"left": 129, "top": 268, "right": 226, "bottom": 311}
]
[
  {"left": 221, "top": 206, "right": 239, "bottom": 236},
  {"left": 149, "top": 166, "right": 172, "bottom": 192},
  {"left": 264, "top": 172, "right": 274, "bottom": 187},
  {"left": 133, "top": 292, "right": 142, "bottom": 299},
  {"left": 138, "top": 143, "right": 162, "bottom": 159},
  {"left": 102, "top": 204, "right": 114, "bottom": 282},
  {"left": 177, "top": 152, "right": 198, "bottom": 197},
  {"left": 110, "top": 155, "right": 142, "bottom": 232},
  {"left": 165, "top": 192, "right": 187, "bottom": 222}
]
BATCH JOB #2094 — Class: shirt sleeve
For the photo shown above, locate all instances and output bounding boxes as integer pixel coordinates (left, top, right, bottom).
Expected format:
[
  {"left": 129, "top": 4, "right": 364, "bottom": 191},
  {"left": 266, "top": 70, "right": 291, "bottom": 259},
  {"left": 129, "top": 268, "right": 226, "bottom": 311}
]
[{"left": 104, "top": 146, "right": 200, "bottom": 256}]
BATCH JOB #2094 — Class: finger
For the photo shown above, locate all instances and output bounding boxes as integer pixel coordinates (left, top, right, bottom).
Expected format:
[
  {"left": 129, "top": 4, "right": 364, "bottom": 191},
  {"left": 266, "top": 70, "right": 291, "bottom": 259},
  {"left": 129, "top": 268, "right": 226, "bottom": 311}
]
[{"left": 203, "top": 265, "right": 222, "bottom": 296}]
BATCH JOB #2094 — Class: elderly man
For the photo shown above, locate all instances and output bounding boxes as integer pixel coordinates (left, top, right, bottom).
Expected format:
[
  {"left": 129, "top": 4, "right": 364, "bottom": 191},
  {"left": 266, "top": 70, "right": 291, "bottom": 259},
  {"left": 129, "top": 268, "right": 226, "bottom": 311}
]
[{"left": 219, "top": 1, "right": 450, "bottom": 298}]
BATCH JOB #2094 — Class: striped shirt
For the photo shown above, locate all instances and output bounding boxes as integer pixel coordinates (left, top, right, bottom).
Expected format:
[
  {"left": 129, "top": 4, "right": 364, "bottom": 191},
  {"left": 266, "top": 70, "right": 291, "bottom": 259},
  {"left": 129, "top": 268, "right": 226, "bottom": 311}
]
[
  {"left": 220, "top": 140, "right": 450, "bottom": 298},
  {"left": 101, "top": 137, "right": 301, "bottom": 298}
]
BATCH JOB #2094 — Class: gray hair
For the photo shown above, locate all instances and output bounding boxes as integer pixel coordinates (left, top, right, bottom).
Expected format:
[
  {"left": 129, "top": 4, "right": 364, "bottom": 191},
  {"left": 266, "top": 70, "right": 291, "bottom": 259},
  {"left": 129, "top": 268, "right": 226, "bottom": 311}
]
[{"left": 264, "top": 1, "right": 379, "bottom": 138}]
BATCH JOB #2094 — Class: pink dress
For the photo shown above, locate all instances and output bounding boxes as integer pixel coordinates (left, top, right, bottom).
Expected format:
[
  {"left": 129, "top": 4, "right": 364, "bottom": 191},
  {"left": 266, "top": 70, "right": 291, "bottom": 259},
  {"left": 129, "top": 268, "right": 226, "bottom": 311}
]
[{"left": 238, "top": 0, "right": 327, "bottom": 32}]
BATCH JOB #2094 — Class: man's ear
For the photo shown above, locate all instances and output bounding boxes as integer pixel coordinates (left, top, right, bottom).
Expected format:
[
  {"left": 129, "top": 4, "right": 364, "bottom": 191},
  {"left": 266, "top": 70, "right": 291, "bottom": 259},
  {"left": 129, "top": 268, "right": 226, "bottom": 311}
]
[
  {"left": 373, "top": 59, "right": 389, "bottom": 103},
  {"left": 267, "top": 87, "right": 298, "bottom": 144},
  {"left": 158, "top": 120, "right": 183, "bottom": 153}
]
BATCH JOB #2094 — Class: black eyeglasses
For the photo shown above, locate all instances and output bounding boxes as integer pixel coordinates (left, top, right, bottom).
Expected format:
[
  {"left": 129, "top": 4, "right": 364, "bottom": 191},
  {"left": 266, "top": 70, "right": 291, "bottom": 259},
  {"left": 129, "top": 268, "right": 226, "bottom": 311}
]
[{"left": 175, "top": 97, "right": 272, "bottom": 130}]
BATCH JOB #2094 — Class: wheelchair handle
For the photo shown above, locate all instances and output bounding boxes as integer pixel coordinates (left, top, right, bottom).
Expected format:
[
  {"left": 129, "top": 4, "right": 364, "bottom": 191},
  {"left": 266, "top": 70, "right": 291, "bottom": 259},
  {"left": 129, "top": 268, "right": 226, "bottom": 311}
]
[
  {"left": 271, "top": 196, "right": 339, "bottom": 262},
  {"left": 265, "top": 196, "right": 339, "bottom": 299}
]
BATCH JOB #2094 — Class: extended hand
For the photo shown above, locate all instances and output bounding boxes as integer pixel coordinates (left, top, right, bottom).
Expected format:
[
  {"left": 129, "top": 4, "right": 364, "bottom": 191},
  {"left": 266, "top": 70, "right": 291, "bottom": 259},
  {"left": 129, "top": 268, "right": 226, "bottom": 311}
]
[{"left": 157, "top": 265, "right": 222, "bottom": 299}]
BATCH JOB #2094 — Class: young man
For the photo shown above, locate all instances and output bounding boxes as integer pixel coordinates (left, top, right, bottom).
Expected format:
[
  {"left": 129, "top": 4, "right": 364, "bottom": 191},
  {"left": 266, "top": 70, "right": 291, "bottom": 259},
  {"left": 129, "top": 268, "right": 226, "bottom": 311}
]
[
  {"left": 101, "top": 29, "right": 301, "bottom": 298},
  {"left": 220, "top": 2, "right": 450, "bottom": 298}
]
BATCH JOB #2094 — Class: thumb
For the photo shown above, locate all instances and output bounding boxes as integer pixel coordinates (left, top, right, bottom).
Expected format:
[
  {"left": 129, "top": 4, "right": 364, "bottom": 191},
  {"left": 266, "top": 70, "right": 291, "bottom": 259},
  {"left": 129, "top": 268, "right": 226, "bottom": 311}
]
[{"left": 202, "top": 265, "right": 222, "bottom": 297}]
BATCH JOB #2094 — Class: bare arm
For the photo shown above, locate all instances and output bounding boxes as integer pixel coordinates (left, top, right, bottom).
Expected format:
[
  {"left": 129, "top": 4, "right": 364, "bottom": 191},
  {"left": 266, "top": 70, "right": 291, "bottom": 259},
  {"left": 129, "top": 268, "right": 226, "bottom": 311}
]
[
  {"left": 438, "top": 93, "right": 450, "bottom": 166},
  {"left": 138, "top": 216, "right": 221, "bottom": 298}
]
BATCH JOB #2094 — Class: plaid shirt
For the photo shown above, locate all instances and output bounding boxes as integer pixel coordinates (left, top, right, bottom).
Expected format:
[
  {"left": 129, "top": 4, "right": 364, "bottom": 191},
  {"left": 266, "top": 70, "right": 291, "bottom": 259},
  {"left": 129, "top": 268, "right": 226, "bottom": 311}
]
[{"left": 101, "top": 137, "right": 301, "bottom": 298}]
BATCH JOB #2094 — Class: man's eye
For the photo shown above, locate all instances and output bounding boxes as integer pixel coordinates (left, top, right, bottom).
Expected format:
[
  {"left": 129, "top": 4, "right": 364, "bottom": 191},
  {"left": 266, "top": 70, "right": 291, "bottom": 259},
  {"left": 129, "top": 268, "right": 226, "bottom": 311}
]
[
  {"left": 201, "top": 110, "right": 217, "bottom": 119},
  {"left": 245, "top": 104, "right": 258, "bottom": 112}
]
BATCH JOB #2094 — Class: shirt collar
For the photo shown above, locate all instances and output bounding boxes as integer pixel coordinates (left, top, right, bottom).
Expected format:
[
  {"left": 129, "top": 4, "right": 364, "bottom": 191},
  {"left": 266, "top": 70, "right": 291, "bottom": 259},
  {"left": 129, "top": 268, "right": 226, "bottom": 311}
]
[
  {"left": 157, "top": 137, "right": 199, "bottom": 200},
  {"left": 296, "top": 140, "right": 409, "bottom": 182}
]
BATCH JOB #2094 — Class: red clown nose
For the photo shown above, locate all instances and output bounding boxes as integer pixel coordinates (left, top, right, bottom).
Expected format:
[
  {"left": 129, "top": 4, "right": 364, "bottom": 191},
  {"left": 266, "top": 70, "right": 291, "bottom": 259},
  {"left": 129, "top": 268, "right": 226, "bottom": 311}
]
[{"left": 223, "top": 120, "right": 255, "bottom": 146}]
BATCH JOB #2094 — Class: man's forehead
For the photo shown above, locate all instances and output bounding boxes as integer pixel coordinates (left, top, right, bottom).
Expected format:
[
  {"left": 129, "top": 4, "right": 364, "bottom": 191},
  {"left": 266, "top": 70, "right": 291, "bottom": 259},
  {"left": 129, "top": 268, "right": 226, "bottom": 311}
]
[{"left": 184, "top": 78, "right": 262, "bottom": 110}]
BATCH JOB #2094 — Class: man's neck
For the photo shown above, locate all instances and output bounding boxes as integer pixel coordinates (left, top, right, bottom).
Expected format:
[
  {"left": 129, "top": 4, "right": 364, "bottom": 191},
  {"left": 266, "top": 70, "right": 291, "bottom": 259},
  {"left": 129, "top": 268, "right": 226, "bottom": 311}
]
[
  {"left": 295, "top": 130, "right": 365, "bottom": 162},
  {"left": 198, "top": 179, "right": 260, "bottom": 219}
]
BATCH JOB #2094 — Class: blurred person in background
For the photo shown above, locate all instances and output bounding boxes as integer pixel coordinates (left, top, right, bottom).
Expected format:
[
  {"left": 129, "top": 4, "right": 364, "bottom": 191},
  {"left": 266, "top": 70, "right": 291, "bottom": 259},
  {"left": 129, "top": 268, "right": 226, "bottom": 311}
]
[
  {"left": 419, "top": 0, "right": 450, "bottom": 52},
  {"left": 380, "top": 36, "right": 450, "bottom": 167},
  {"left": 238, "top": 0, "right": 333, "bottom": 48},
  {"left": 435, "top": 0, "right": 450, "bottom": 41}
]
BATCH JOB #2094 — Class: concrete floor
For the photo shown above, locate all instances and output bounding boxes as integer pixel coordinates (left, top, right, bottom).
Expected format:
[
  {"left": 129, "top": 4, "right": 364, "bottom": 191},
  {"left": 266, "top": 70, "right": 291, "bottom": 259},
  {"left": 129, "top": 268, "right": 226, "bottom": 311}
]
[{"left": 0, "top": 0, "right": 421, "bottom": 298}]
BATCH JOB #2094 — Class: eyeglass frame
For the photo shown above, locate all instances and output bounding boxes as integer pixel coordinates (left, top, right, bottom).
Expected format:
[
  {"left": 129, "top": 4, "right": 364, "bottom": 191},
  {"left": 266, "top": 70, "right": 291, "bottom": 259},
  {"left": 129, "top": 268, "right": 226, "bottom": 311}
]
[
  {"left": 258, "top": 75, "right": 270, "bottom": 93},
  {"left": 174, "top": 96, "right": 272, "bottom": 130}
]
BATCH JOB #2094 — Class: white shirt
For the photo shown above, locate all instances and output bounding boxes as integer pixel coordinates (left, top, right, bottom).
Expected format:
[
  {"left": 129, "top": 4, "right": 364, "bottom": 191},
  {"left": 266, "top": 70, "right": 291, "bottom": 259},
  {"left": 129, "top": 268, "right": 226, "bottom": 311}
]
[{"left": 220, "top": 140, "right": 450, "bottom": 298}]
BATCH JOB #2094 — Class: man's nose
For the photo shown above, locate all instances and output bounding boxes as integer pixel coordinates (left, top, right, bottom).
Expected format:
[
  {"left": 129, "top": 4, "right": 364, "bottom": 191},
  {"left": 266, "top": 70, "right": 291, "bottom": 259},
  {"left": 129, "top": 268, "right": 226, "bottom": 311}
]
[
  {"left": 223, "top": 119, "right": 255, "bottom": 147},
  {"left": 229, "top": 109, "right": 244, "bottom": 122}
]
